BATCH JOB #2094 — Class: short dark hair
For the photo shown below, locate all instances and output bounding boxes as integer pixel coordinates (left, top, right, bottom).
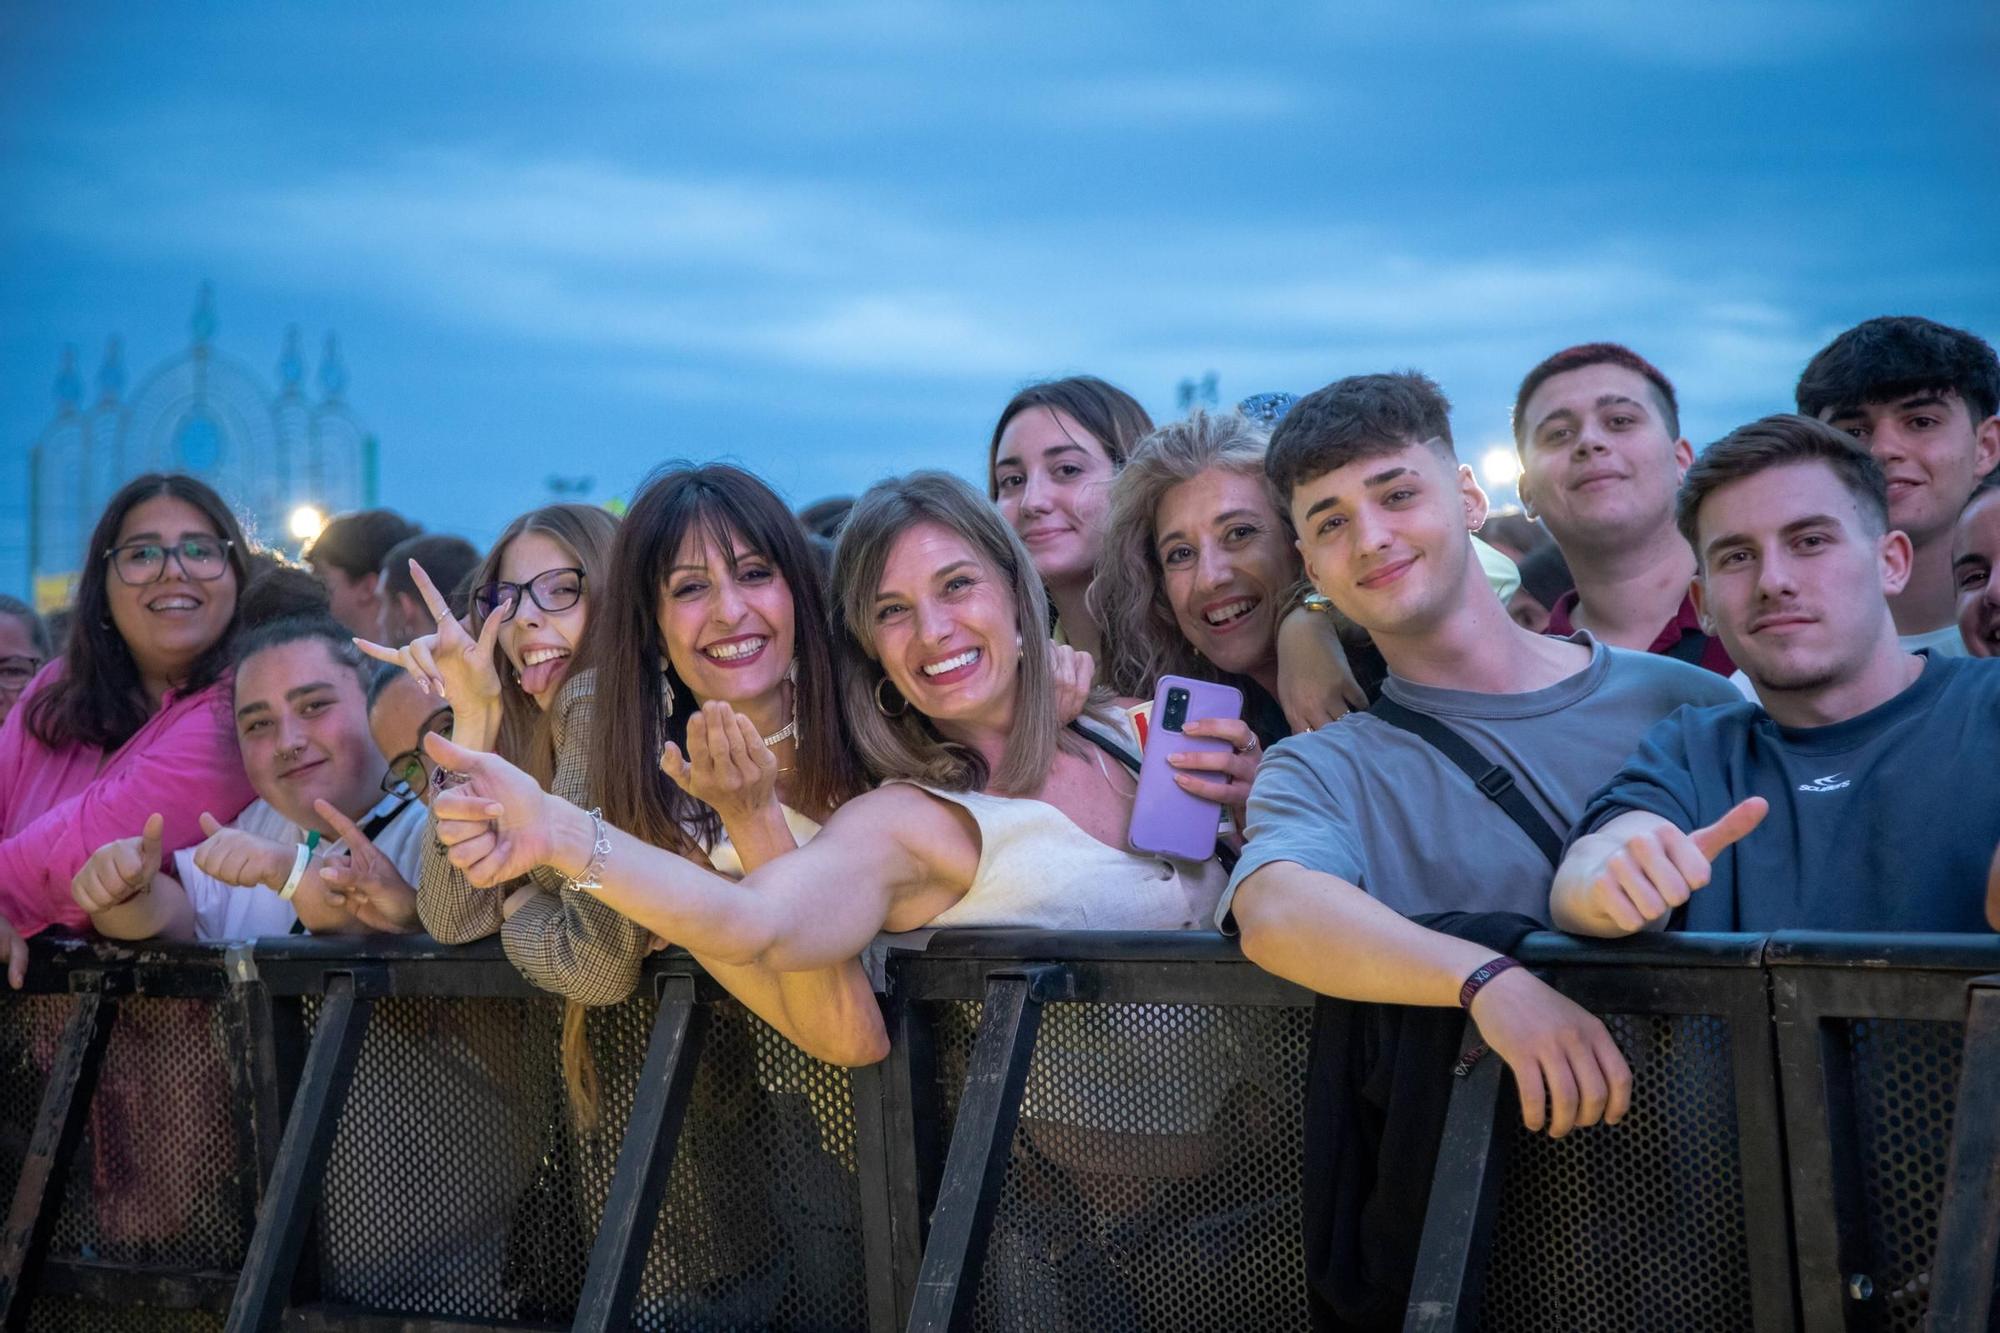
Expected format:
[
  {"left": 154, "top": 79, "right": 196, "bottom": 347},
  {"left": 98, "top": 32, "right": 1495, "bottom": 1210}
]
[
  {"left": 380, "top": 533, "right": 482, "bottom": 619},
  {"left": 233, "top": 614, "right": 370, "bottom": 691},
  {"left": 237, "top": 563, "right": 332, "bottom": 629},
  {"left": 1677, "top": 414, "right": 1889, "bottom": 557},
  {"left": 1512, "top": 342, "right": 1680, "bottom": 445},
  {"left": 0, "top": 595, "right": 51, "bottom": 658},
  {"left": 988, "top": 376, "right": 1153, "bottom": 497},
  {"left": 1265, "top": 371, "right": 1454, "bottom": 506},
  {"left": 1795, "top": 316, "right": 2000, "bottom": 423},
  {"left": 305, "top": 509, "right": 422, "bottom": 580}
]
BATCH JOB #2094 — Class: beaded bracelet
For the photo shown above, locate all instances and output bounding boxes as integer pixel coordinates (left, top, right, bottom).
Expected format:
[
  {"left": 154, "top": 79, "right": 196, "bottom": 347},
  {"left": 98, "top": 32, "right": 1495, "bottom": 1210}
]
[{"left": 1458, "top": 955, "right": 1522, "bottom": 1010}]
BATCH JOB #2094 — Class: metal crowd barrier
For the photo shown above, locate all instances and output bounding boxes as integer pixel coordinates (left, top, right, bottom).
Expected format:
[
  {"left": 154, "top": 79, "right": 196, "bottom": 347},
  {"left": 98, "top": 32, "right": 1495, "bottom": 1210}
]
[{"left": 0, "top": 930, "right": 1997, "bottom": 1332}]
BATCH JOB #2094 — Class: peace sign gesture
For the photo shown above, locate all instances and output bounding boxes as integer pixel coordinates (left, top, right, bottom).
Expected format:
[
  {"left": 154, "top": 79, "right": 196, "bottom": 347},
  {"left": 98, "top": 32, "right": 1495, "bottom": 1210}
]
[
  {"left": 355, "top": 560, "right": 509, "bottom": 742},
  {"left": 310, "top": 799, "right": 421, "bottom": 933}
]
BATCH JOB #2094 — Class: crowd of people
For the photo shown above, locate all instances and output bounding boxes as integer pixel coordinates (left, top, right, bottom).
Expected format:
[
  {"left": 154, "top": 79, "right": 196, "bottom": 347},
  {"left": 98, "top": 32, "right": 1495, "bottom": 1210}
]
[{"left": 1, "top": 312, "right": 1998, "bottom": 1316}]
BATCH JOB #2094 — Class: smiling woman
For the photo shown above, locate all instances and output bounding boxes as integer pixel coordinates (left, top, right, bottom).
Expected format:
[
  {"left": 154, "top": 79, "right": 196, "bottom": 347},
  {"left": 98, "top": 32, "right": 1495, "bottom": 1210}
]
[
  {"left": 0, "top": 473, "right": 257, "bottom": 945},
  {"left": 420, "top": 472, "right": 1229, "bottom": 1064},
  {"left": 988, "top": 376, "right": 1155, "bottom": 666}
]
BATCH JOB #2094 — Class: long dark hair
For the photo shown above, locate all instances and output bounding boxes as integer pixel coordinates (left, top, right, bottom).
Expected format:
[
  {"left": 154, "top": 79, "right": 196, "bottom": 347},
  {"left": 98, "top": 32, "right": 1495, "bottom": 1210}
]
[
  {"left": 590, "top": 463, "right": 867, "bottom": 855},
  {"left": 28, "top": 473, "right": 252, "bottom": 751}
]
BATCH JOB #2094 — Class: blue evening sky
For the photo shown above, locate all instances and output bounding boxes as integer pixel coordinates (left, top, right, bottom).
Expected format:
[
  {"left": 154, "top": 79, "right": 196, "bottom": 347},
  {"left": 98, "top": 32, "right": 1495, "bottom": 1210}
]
[{"left": 4, "top": 1, "right": 1997, "bottom": 591}]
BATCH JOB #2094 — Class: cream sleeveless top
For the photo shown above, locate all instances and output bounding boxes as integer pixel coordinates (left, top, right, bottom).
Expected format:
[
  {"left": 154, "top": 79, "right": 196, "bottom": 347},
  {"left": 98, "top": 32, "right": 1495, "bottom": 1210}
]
[{"left": 898, "top": 781, "right": 1226, "bottom": 932}]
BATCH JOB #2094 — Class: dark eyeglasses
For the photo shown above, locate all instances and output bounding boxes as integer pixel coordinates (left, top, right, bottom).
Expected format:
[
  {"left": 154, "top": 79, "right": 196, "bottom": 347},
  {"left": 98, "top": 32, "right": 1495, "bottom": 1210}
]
[
  {"left": 0, "top": 655, "right": 43, "bottom": 691},
  {"left": 473, "top": 567, "right": 585, "bottom": 622},
  {"left": 381, "top": 706, "right": 454, "bottom": 797},
  {"left": 103, "top": 537, "right": 235, "bottom": 587}
]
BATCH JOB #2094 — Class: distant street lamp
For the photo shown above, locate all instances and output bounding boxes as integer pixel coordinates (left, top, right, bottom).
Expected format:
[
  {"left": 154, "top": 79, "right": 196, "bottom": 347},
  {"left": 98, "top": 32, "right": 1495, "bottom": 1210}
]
[{"left": 290, "top": 504, "right": 327, "bottom": 543}]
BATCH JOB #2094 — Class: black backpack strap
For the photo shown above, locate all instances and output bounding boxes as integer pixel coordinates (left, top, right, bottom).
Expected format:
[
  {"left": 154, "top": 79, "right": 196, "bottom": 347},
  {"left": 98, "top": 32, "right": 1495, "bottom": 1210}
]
[
  {"left": 1067, "top": 719, "right": 1143, "bottom": 776},
  {"left": 1367, "top": 696, "right": 1564, "bottom": 867},
  {"left": 1662, "top": 629, "right": 1711, "bottom": 665}
]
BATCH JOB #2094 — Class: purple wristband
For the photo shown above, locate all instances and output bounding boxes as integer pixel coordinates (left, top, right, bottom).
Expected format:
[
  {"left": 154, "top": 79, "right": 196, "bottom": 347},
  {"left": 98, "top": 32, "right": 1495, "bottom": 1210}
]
[{"left": 1458, "top": 956, "right": 1522, "bottom": 1009}]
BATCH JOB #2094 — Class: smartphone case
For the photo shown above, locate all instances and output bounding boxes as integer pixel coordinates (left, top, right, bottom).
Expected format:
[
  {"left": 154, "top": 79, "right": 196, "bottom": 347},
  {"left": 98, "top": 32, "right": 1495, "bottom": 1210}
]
[{"left": 1128, "top": 675, "right": 1245, "bottom": 861}]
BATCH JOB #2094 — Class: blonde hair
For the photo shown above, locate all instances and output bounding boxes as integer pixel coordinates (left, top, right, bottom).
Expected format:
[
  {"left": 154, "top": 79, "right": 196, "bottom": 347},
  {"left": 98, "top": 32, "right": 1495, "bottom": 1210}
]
[
  {"left": 831, "top": 471, "right": 1111, "bottom": 795},
  {"left": 1090, "top": 409, "right": 1283, "bottom": 699}
]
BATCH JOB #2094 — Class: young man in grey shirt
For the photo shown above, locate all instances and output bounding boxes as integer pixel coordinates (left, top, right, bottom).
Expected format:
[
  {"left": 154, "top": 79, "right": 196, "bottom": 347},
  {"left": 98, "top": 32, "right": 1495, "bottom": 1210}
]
[{"left": 1228, "top": 371, "right": 1741, "bottom": 1137}]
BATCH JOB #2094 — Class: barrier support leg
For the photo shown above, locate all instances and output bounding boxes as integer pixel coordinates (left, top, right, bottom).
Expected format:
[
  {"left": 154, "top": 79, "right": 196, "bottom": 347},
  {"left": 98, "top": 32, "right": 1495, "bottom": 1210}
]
[
  {"left": 224, "top": 974, "right": 375, "bottom": 1333},
  {"left": 572, "top": 973, "right": 707, "bottom": 1333},
  {"left": 0, "top": 981, "right": 120, "bottom": 1330},
  {"left": 1403, "top": 1019, "right": 1512, "bottom": 1333},
  {"left": 1926, "top": 976, "right": 2000, "bottom": 1330},
  {"left": 905, "top": 964, "right": 1068, "bottom": 1333}
]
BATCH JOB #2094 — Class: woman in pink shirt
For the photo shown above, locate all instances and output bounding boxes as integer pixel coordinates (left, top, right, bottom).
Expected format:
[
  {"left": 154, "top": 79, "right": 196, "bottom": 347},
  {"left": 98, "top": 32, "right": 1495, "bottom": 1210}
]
[{"left": 0, "top": 473, "right": 257, "bottom": 969}]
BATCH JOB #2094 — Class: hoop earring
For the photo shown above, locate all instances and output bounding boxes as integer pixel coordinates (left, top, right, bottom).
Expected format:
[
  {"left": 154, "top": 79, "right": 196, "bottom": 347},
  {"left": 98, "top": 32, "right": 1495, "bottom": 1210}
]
[{"left": 874, "top": 675, "right": 908, "bottom": 718}]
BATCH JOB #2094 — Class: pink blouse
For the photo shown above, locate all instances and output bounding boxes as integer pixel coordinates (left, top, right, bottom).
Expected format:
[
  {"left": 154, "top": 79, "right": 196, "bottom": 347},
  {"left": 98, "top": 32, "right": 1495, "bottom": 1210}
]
[{"left": 0, "top": 663, "right": 255, "bottom": 937}]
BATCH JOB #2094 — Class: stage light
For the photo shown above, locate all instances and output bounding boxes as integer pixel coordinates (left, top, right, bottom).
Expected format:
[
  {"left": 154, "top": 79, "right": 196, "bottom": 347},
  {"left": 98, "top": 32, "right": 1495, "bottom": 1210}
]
[{"left": 289, "top": 504, "right": 327, "bottom": 543}]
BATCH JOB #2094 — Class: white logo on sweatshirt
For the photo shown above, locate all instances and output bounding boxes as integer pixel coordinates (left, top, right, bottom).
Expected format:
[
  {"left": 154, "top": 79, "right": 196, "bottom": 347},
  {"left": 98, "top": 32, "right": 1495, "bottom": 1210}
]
[{"left": 1798, "top": 773, "right": 1850, "bottom": 793}]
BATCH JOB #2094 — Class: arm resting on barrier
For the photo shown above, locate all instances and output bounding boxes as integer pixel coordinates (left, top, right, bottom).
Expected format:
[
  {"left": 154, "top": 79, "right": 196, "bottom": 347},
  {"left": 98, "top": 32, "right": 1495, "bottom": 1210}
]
[
  {"left": 85, "top": 872, "right": 196, "bottom": 941},
  {"left": 1233, "top": 860, "right": 1631, "bottom": 1138},
  {"left": 687, "top": 802, "right": 890, "bottom": 1066}
]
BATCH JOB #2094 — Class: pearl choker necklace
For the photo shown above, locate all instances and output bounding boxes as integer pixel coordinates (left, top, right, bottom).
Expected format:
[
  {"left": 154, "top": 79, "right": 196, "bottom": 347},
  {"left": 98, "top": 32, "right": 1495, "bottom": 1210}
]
[{"left": 762, "top": 718, "right": 796, "bottom": 748}]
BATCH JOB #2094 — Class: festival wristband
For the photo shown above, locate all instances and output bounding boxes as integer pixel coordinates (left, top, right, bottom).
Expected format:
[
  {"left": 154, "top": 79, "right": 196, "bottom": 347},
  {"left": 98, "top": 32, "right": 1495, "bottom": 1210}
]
[
  {"left": 279, "top": 830, "right": 323, "bottom": 901},
  {"left": 1458, "top": 955, "right": 1522, "bottom": 1009}
]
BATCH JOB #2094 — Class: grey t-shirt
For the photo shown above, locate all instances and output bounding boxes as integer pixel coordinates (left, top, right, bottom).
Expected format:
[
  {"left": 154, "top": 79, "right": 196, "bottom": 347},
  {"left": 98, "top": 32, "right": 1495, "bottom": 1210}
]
[{"left": 1219, "top": 635, "right": 1744, "bottom": 929}]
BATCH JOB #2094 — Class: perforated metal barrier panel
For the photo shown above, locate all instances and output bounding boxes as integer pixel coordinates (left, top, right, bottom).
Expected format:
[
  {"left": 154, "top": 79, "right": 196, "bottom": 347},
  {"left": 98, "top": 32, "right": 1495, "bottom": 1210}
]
[
  {"left": 3, "top": 935, "right": 1999, "bottom": 1333},
  {"left": 927, "top": 1000, "right": 1312, "bottom": 1332},
  {"left": 1478, "top": 1013, "right": 1754, "bottom": 1333},
  {"left": 1841, "top": 1017, "right": 1962, "bottom": 1332}
]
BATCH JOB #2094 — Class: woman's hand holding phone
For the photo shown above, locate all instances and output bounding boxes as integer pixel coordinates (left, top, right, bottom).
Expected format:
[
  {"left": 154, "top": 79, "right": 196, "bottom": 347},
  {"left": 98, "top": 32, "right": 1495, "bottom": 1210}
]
[{"left": 1166, "top": 717, "right": 1260, "bottom": 837}]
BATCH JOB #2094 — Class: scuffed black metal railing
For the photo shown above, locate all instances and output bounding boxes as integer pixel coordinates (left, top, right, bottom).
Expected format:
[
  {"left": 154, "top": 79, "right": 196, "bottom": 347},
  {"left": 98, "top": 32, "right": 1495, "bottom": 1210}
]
[{"left": 3, "top": 930, "right": 1999, "bottom": 1333}]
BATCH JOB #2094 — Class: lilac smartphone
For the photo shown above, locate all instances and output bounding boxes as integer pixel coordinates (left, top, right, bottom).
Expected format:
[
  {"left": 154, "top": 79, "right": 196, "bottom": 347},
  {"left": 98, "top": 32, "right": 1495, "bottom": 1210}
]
[{"left": 1128, "top": 675, "right": 1245, "bottom": 861}]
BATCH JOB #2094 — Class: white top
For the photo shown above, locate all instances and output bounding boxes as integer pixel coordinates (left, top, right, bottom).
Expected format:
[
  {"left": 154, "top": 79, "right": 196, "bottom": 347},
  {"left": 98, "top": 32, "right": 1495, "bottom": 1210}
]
[
  {"left": 903, "top": 782, "right": 1226, "bottom": 933},
  {"left": 173, "top": 795, "right": 428, "bottom": 941},
  {"left": 1899, "top": 623, "right": 1968, "bottom": 658},
  {"left": 705, "top": 804, "right": 822, "bottom": 878}
]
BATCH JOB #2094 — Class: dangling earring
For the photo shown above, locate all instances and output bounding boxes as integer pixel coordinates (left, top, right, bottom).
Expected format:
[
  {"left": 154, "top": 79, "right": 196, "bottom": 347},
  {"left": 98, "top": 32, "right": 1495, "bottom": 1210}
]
[
  {"left": 660, "top": 669, "right": 677, "bottom": 718},
  {"left": 784, "top": 658, "right": 798, "bottom": 685},
  {"left": 874, "top": 675, "right": 908, "bottom": 718}
]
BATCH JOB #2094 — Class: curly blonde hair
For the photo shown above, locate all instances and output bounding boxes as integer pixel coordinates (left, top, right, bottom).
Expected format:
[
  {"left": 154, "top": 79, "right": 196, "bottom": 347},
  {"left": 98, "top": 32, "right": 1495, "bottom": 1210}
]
[{"left": 1089, "top": 409, "right": 1287, "bottom": 699}]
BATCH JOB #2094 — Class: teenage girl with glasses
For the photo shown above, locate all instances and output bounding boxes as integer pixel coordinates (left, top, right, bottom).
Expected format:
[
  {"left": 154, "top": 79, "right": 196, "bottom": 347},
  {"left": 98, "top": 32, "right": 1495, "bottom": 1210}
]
[{"left": 0, "top": 474, "right": 257, "bottom": 967}]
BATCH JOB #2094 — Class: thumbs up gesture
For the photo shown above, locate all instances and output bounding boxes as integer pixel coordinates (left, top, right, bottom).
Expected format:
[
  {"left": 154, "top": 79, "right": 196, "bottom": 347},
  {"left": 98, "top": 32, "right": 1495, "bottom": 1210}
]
[
  {"left": 72, "top": 813, "right": 167, "bottom": 914},
  {"left": 191, "top": 812, "right": 297, "bottom": 891},
  {"left": 1568, "top": 799, "right": 1768, "bottom": 935}
]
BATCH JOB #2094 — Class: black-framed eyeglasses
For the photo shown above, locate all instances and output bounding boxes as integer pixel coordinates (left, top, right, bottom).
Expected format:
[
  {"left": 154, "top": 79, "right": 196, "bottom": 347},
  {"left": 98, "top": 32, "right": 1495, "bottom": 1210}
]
[
  {"left": 0, "top": 655, "right": 43, "bottom": 691},
  {"left": 103, "top": 537, "right": 235, "bottom": 587},
  {"left": 381, "top": 706, "right": 454, "bottom": 797},
  {"left": 474, "top": 567, "right": 585, "bottom": 622}
]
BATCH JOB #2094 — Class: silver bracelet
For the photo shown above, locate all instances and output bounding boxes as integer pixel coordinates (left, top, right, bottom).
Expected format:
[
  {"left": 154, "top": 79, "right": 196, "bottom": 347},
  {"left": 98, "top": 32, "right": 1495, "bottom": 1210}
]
[{"left": 567, "top": 806, "right": 612, "bottom": 891}]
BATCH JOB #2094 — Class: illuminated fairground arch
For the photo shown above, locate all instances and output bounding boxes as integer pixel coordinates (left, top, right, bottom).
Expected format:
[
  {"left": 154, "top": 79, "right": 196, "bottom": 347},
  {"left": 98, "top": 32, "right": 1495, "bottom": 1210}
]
[{"left": 25, "top": 284, "right": 377, "bottom": 610}]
